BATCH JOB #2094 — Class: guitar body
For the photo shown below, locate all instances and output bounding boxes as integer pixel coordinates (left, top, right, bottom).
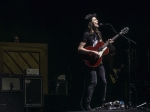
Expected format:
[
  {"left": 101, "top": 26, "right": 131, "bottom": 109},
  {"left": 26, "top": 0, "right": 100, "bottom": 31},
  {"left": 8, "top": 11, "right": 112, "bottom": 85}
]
[
  {"left": 83, "top": 42, "right": 109, "bottom": 67},
  {"left": 110, "top": 64, "right": 124, "bottom": 83},
  {"left": 82, "top": 27, "right": 129, "bottom": 67}
]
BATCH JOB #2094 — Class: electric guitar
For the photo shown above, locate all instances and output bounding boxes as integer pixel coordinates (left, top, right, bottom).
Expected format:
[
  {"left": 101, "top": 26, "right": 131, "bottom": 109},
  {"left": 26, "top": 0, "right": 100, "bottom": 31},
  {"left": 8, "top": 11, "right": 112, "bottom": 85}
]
[
  {"left": 110, "top": 64, "right": 125, "bottom": 83},
  {"left": 83, "top": 27, "right": 129, "bottom": 67}
]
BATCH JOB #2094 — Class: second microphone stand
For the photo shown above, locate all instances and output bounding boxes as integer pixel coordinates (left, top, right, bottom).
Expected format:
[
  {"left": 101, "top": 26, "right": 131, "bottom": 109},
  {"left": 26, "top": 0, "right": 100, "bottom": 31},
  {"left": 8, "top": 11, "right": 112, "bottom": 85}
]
[{"left": 103, "top": 24, "right": 137, "bottom": 108}]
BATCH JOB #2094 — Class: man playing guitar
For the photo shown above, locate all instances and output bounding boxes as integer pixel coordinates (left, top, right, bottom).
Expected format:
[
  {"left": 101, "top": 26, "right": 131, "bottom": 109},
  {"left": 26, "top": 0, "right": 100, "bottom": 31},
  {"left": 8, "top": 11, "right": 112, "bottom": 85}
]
[{"left": 78, "top": 13, "right": 113, "bottom": 111}]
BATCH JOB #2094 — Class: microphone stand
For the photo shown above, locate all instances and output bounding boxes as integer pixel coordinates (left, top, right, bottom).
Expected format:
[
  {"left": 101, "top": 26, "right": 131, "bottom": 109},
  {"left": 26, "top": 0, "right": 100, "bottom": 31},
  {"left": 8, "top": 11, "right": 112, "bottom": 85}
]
[
  {"left": 120, "top": 34, "right": 137, "bottom": 109},
  {"left": 103, "top": 24, "right": 137, "bottom": 109}
]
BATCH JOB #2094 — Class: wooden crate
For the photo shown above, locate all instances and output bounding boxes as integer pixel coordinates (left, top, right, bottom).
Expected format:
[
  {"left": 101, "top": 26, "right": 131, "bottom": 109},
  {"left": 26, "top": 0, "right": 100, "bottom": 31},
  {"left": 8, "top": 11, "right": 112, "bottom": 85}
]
[{"left": 0, "top": 42, "right": 48, "bottom": 94}]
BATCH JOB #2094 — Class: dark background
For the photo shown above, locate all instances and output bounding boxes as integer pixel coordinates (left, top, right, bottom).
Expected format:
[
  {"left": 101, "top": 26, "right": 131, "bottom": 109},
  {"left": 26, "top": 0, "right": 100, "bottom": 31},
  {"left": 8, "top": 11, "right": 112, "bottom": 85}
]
[{"left": 0, "top": 0, "right": 150, "bottom": 109}]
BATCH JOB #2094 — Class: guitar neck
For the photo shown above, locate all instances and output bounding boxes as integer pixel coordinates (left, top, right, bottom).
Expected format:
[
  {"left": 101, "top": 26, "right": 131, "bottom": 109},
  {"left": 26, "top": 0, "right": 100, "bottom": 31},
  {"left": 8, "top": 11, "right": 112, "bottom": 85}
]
[
  {"left": 98, "top": 27, "right": 129, "bottom": 52},
  {"left": 116, "top": 65, "right": 124, "bottom": 73},
  {"left": 100, "top": 34, "right": 120, "bottom": 50}
]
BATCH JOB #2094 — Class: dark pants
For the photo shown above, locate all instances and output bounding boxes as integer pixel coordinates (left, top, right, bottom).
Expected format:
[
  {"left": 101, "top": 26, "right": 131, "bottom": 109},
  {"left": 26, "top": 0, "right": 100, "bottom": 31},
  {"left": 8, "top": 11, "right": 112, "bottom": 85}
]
[{"left": 83, "top": 64, "right": 107, "bottom": 108}]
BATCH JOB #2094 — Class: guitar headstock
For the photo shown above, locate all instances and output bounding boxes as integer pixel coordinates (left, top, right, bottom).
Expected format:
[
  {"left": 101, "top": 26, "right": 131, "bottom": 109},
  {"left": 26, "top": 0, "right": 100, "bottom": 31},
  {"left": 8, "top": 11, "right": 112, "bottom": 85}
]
[{"left": 120, "top": 27, "right": 129, "bottom": 35}]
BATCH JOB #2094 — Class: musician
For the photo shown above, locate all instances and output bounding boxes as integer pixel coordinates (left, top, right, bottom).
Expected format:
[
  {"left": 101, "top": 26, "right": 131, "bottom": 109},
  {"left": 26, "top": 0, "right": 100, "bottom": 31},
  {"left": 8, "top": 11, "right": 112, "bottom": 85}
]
[
  {"left": 78, "top": 13, "right": 113, "bottom": 111},
  {"left": 13, "top": 35, "right": 20, "bottom": 42},
  {"left": 103, "top": 44, "right": 118, "bottom": 102}
]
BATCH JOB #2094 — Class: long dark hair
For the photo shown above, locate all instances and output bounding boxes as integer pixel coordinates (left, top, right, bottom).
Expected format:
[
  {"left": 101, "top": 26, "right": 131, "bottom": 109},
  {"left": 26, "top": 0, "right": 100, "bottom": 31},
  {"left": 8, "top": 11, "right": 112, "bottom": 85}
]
[{"left": 87, "top": 22, "right": 102, "bottom": 41}]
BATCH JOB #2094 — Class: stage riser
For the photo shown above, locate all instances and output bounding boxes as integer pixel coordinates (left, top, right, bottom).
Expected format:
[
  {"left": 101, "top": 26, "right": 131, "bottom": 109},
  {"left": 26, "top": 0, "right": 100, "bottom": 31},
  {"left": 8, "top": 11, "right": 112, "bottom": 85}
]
[
  {"left": 66, "top": 110, "right": 149, "bottom": 112},
  {"left": 43, "top": 95, "right": 150, "bottom": 111},
  {"left": 0, "top": 93, "right": 24, "bottom": 112}
]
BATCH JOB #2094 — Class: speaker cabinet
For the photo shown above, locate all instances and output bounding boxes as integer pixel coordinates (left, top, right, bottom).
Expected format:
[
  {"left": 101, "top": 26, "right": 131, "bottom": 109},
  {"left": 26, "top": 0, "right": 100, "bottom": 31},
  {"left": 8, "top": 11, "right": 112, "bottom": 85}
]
[
  {"left": 56, "top": 81, "right": 68, "bottom": 95},
  {"left": 24, "top": 75, "right": 44, "bottom": 107},
  {"left": 0, "top": 74, "right": 23, "bottom": 92}
]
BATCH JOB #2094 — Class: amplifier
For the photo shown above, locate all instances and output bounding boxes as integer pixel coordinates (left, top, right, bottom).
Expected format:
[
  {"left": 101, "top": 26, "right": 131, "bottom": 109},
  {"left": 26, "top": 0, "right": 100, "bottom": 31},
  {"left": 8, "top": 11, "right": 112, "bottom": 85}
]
[
  {"left": 0, "top": 74, "right": 23, "bottom": 92},
  {"left": 24, "top": 75, "right": 44, "bottom": 107},
  {"left": 26, "top": 69, "right": 39, "bottom": 75}
]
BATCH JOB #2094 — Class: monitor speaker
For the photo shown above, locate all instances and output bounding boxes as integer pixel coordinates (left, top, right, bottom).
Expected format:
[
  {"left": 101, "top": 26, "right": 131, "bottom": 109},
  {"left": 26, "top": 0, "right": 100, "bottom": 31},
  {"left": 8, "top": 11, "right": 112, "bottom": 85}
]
[{"left": 24, "top": 75, "right": 44, "bottom": 107}]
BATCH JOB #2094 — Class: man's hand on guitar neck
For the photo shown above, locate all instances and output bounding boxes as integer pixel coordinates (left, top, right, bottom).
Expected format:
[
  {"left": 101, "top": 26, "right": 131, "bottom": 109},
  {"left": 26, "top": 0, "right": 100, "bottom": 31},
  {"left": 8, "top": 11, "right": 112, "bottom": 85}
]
[{"left": 107, "top": 39, "right": 114, "bottom": 44}]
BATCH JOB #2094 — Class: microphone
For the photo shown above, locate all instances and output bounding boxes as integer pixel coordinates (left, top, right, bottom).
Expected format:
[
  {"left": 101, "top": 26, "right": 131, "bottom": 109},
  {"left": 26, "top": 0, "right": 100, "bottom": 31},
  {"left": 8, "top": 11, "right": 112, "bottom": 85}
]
[{"left": 99, "top": 23, "right": 110, "bottom": 26}]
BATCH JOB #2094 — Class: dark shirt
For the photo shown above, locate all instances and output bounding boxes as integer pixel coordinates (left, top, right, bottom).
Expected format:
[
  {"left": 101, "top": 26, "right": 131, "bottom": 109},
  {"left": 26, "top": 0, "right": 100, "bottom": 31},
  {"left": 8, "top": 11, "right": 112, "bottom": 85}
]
[
  {"left": 81, "top": 31, "right": 102, "bottom": 47},
  {"left": 81, "top": 31, "right": 103, "bottom": 65}
]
